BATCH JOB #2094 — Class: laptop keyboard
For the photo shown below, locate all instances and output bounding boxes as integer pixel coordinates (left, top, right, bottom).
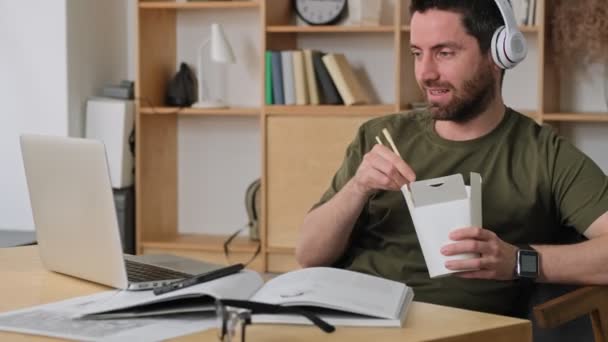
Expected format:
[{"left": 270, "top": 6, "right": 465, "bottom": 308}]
[{"left": 125, "top": 259, "right": 191, "bottom": 283}]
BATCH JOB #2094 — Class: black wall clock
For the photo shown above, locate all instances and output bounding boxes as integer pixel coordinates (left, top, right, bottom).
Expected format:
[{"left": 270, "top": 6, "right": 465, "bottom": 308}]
[{"left": 294, "top": 0, "right": 348, "bottom": 26}]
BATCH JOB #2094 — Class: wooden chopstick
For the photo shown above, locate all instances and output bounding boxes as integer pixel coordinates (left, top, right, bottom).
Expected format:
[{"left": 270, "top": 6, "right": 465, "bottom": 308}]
[
  {"left": 381, "top": 128, "right": 402, "bottom": 158},
  {"left": 375, "top": 128, "right": 410, "bottom": 188}
]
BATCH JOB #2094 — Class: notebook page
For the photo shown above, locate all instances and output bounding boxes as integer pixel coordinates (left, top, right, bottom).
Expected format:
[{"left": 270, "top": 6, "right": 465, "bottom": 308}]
[{"left": 251, "top": 267, "right": 407, "bottom": 319}]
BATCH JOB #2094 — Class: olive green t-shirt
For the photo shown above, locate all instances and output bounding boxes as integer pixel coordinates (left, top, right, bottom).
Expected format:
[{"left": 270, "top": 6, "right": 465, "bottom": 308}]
[{"left": 313, "top": 108, "right": 608, "bottom": 316}]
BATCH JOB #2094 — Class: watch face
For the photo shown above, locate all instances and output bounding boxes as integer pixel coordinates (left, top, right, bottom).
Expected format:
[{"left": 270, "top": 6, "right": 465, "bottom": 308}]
[
  {"left": 521, "top": 254, "right": 537, "bottom": 272},
  {"left": 295, "top": 0, "right": 347, "bottom": 25},
  {"left": 518, "top": 250, "right": 538, "bottom": 278}
]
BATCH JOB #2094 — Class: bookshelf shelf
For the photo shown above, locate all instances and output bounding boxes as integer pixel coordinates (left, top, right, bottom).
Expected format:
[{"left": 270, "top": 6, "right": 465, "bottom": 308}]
[
  {"left": 401, "top": 25, "right": 539, "bottom": 33},
  {"left": 141, "top": 233, "right": 259, "bottom": 253},
  {"left": 265, "top": 105, "right": 396, "bottom": 116},
  {"left": 140, "top": 107, "right": 259, "bottom": 116},
  {"left": 542, "top": 113, "right": 608, "bottom": 123},
  {"left": 139, "top": 1, "right": 259, "bottom": 10},
  {"left": 266, "top": 25, "right": 395, "bottom": 33}
]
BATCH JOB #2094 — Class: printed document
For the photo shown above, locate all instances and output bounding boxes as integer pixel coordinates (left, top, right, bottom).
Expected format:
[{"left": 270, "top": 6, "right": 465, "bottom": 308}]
[{"left": 0, "top": 291, "right": 215, "bottom": 341}]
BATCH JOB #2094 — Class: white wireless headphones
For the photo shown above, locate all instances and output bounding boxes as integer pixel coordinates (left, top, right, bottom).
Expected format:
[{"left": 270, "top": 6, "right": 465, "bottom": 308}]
[{"left": 491, "top": 0, "right": 528, "bottom": 69}]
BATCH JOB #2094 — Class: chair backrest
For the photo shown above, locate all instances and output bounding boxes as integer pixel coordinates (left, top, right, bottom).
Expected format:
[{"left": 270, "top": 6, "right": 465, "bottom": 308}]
[
  {"left": 528, "top": 284, "right": 595, "bottom": 342},
  {"left": 527, "top": 229, "right": 599, "bottom": 342},
  {"left": 533, "top": 285, "right": 608, "bottom": 342}
]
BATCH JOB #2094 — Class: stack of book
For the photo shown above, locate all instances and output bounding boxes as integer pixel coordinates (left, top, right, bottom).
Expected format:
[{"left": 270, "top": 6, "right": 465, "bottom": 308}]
[{"left": 265, "top": 50, "right": 372, "bottom": 106}]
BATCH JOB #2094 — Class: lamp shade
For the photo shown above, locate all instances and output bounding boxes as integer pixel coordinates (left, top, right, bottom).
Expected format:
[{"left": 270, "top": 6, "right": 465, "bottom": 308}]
[{"left": 210, "top": 23, "right": 236, "bottom": 64}]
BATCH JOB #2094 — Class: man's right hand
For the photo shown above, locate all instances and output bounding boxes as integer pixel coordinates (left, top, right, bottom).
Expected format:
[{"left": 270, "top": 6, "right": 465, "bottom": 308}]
[
  {"left": 297, "top": 143, "right": 415, "bottom": 268},
  {"left": 351, "top": 144, "right": 417, "bottom": 197}
]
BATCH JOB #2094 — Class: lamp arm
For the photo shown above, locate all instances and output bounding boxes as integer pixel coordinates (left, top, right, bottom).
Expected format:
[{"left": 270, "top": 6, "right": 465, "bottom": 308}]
[{"left": 197, "top": 38, "right": 211, "bottom": 102}]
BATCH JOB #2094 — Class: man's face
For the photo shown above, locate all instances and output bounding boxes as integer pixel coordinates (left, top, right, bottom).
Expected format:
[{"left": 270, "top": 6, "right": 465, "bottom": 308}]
[{"left": 410, "top": 10, "right": 497, "bottom": 123}]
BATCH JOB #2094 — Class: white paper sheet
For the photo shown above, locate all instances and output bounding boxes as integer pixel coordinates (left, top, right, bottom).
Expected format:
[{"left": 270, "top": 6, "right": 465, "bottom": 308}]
[{"left": 0, "top": 291, "right": 216, "bottom": 341}]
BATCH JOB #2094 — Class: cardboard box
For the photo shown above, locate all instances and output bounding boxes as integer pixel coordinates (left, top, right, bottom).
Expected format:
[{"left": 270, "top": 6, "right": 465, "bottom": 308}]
[{"left": 401, "top": 173, "right": 482, "bottom": 278}]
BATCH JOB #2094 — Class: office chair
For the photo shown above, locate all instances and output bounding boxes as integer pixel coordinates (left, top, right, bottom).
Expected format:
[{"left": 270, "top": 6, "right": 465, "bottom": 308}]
[
  {"left": 533, "top": 285, "right": 608, "bottom": 342},
  {"left": 528, "top": 229, "right": 606, "bottom": 342}
]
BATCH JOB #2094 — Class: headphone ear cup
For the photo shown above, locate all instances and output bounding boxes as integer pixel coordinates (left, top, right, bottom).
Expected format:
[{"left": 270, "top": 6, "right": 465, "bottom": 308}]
[
  {"left": 491, "top": 27, "right": 504, "bottom": 69},
  {"left": 506, "top": 31, "right": 528, "bottom": 65},
  {"left": 492, "top": 26, "right": 512, "bottom": 69}
]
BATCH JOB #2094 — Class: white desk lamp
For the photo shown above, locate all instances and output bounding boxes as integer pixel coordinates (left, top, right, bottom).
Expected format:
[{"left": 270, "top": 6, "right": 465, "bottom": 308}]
[{"left": 192, "top": 23, "right": 236, "bottom": 108}]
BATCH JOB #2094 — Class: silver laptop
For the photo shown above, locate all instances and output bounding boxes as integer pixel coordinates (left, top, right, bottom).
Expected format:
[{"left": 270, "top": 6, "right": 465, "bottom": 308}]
[{"left": 20, "top": 134, "right": 221, "bottom": 290}]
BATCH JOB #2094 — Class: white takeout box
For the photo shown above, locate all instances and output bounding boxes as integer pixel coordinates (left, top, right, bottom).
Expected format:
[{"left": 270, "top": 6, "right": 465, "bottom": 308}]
[{"left": 401, "top": 173, "right": 482, "bottom": 278}]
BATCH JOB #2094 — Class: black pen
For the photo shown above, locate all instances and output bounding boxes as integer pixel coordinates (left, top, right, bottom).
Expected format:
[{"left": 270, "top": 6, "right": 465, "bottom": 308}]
[{"left": 153, "top": 263, "right": 245, "bottom": 296}]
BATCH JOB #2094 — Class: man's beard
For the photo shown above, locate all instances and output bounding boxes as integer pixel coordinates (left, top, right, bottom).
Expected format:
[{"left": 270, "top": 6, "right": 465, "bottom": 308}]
[{"left": 422, "top": 63, "right": 496, "bottom": 123}]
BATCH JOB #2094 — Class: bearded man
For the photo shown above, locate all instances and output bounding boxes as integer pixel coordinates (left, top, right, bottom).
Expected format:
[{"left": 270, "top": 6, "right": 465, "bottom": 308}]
[{"left": 295, "top": 0, "right": 608, "bottom": 317}]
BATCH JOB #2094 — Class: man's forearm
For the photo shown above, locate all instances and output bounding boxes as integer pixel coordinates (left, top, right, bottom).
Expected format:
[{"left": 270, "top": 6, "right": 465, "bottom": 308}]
[
  {"left": 534, "top": 235, "right": 608, "bottom": 284},
  {"left": 295, "top": 179, "right": 370, "bottom": 268}
]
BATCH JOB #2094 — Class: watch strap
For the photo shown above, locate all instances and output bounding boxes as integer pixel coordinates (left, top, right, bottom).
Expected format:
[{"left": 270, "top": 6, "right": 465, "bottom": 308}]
[{"left": 516, "top": 243, "right": 534, "bottom": 252}]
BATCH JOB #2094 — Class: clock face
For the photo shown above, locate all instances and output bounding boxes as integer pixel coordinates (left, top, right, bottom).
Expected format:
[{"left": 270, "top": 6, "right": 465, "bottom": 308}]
[{"left": 294, "top": 0, "right": 348, "bottom": 26}]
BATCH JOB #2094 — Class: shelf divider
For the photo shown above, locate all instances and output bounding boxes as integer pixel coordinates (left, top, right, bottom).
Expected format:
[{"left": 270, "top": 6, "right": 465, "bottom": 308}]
[
  {"left": 265, "top": 105, "right": 397, "bottom": 116},
  {"left": 140, "top": 107, "right": 260, "bottom": 116},
  {"left": 542, "top": 113, "right": 608, "bottom": 123},
  {"left": 139, "top": 1, "right": 259, "bottom": 10}
]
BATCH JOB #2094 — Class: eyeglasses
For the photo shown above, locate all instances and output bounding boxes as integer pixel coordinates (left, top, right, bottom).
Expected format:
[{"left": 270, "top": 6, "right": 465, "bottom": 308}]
[
  {"left": 215, "top": 299, "right": 335, "bottom": 342},
  {"left": 216, "top": 301, "right": 251, "bottom": 342}
]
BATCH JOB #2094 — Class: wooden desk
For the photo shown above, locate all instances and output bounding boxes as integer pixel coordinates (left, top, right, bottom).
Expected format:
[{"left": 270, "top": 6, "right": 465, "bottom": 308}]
[{"left": 0, "top": 246, "right": 531, "bottom": 341}]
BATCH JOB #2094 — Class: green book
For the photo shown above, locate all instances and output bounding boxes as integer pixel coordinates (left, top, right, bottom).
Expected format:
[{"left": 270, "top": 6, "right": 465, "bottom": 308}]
[{"left": 265, "top": 51, "right": 274, "bottom": 105}]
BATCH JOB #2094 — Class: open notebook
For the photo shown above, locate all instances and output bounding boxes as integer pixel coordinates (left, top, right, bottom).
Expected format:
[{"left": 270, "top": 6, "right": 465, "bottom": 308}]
[{"left": 79, "top": 267, "right": 414, "bottom": 327}]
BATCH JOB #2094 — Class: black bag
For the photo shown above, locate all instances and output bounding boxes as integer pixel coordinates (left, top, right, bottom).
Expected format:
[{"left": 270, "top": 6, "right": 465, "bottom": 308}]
[{"left": 166, "top": 62, "right": 197, "bottom": 106}]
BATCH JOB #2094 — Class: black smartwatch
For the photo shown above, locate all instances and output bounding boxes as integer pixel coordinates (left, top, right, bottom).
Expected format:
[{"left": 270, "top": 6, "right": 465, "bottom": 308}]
[{"left": 515, "top": 244, "right": 539, "bottom": 280}]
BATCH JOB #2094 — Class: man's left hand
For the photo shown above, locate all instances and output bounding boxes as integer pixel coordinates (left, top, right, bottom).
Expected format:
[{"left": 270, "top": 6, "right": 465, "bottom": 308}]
[{"left": 441, "top": 227, "right": 518, "bottom": 280}]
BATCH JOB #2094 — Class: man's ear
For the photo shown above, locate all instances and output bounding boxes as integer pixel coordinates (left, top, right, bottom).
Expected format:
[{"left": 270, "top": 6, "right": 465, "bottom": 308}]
[
  {"left": 485, "top": 52, "right": 504, "bottom": 86},
  {"left": 487, "top": 52, "right": 500, "bottom": 72},
  {"left": 486, "top": 53, "right": 503, "bottom": 82}
]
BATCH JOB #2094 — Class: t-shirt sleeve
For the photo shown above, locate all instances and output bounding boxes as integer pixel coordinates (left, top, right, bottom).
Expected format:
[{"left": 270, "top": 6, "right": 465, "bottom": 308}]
[
  {"left": 310, "top": 125, "right": 367, "bottom": 212},
  {"left": 550, "top": 135, "right": 608, "bottom": 234}
]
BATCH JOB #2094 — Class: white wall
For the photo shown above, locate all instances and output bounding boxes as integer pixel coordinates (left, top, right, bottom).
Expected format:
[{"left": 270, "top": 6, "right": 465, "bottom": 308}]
[
  {"left": 0, "top": 0, "right": 69, "bottom": 230},
  {"left": 559, "top": 63, "right": 608, "bottom": 171},
  {"left": 176, "top": 10, "right": 262, "bottom": 235},
  {"left": 66, "top": 0, "right": 128, "bottom": 137},
  {"left": 502, "top": 37, "right": 608, "bottom": 172},
  {"left": 0, "top": 0, "right": 128, "bottom": 231}
]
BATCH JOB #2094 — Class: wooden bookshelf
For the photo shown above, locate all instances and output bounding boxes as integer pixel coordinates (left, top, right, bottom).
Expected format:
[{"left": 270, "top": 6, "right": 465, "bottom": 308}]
[{"left": 135, "top": 0, "right": 265, "bottom": 269}]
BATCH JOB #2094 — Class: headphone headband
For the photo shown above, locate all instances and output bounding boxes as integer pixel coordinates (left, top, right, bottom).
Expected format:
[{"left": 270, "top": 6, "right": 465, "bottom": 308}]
[{"left": 494, "top": 0, "right": 519, "bottom": 34}]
